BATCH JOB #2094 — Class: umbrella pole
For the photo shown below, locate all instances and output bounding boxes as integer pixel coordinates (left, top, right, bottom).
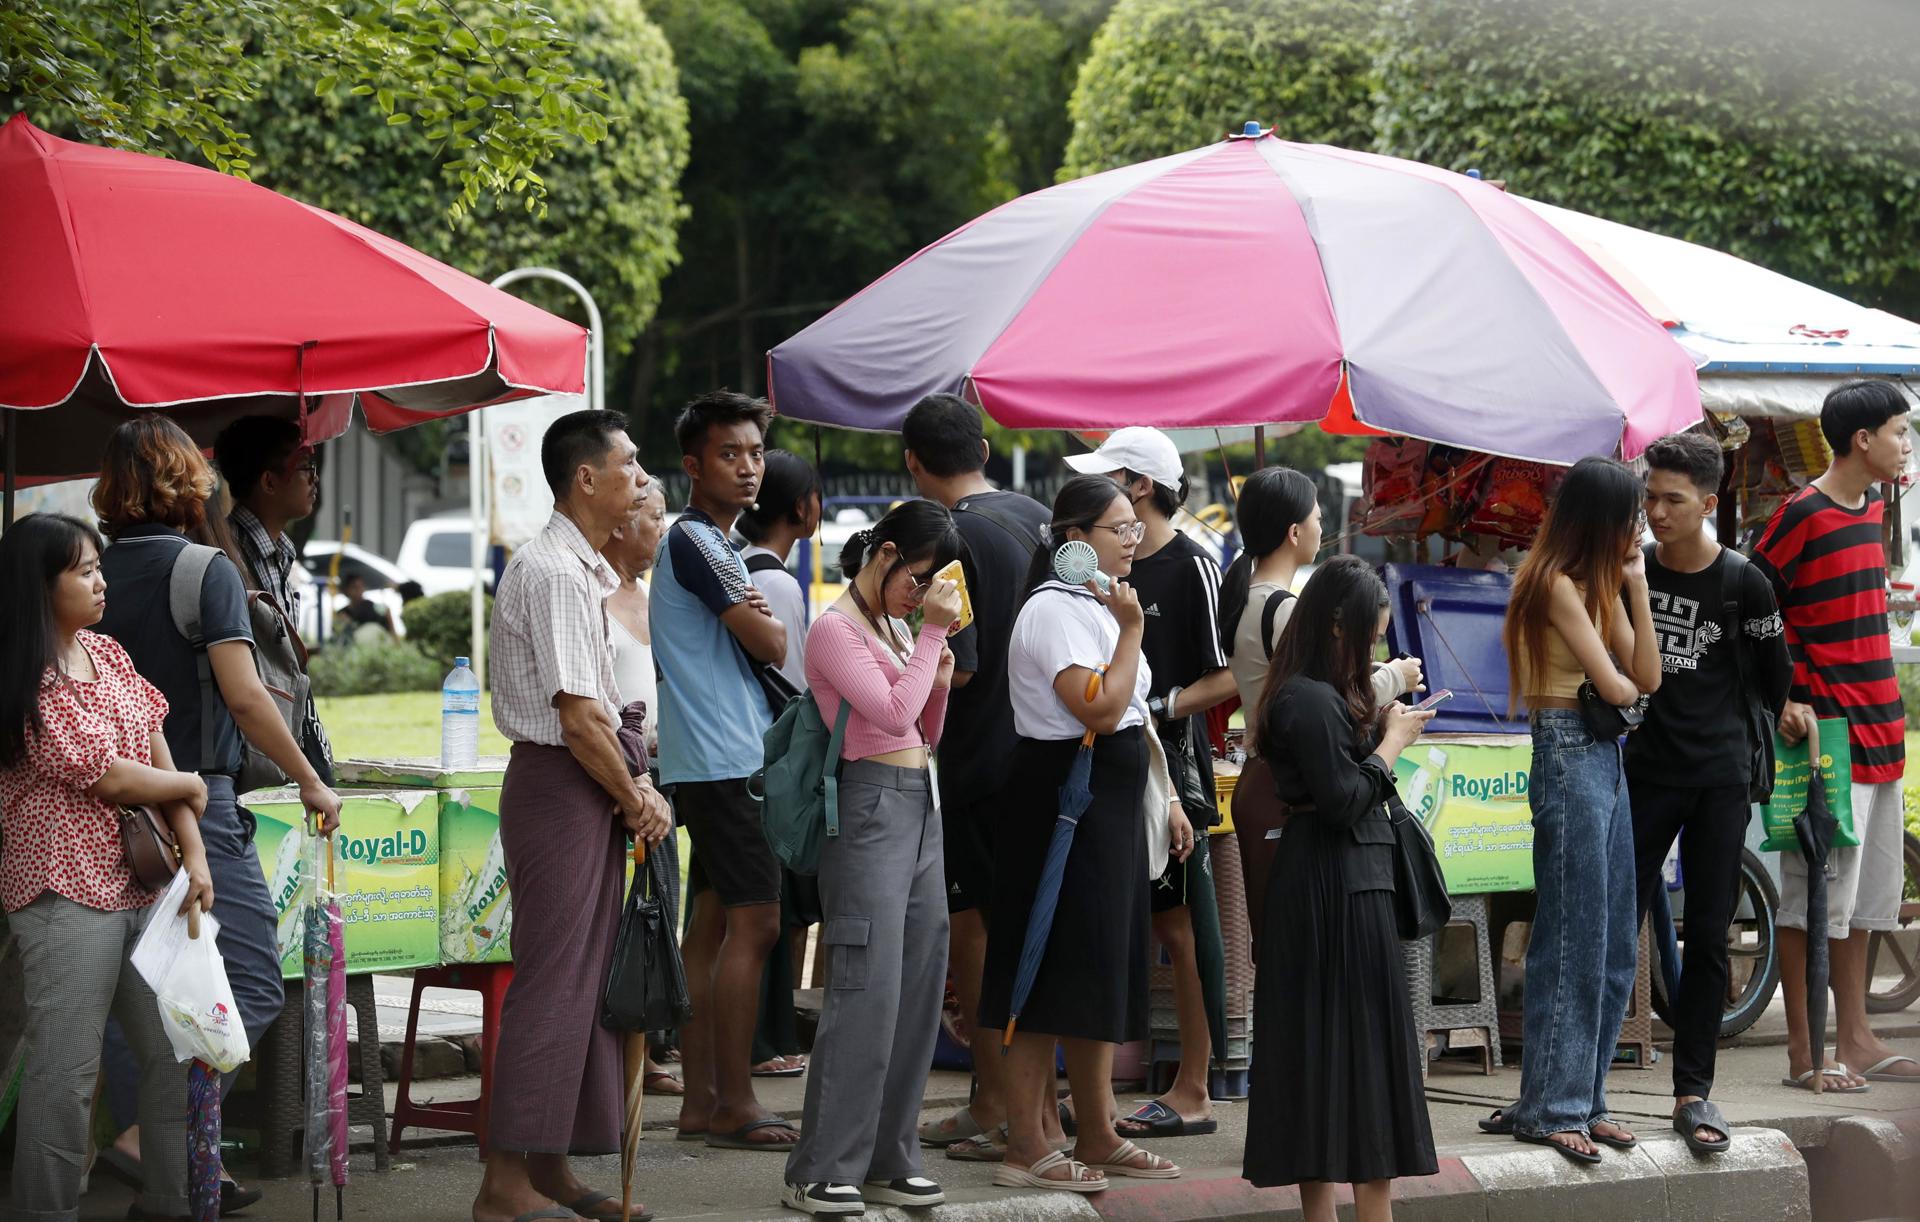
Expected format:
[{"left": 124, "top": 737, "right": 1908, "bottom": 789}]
[
  {"left": 1253, "top": 425, "right": 1266, "bottom": 468},
  {"left": 3, "top": 407, "right": 14, "bottom": 527}
]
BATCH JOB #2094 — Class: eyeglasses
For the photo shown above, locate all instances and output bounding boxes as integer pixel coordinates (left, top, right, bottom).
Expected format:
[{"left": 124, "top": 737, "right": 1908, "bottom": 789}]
[
  {"left": 903, "top": 565, "right": 939, "bottom": 598},
  {"left": 1090, "top": 521, "right": 1146, "bottom": 544}
]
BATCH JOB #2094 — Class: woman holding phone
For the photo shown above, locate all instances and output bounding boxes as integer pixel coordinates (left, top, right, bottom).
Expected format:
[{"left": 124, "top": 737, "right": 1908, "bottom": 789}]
[
  {"left": 1243, "top": 555, "right": 1437, "bottom": 1222},
  {"left": 1487, "top": 456, "right": 1660, "bottom": 1163}
]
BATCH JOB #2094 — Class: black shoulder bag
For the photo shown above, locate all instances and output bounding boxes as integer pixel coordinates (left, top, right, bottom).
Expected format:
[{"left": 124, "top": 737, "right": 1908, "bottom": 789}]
[
  {"left": 738, "top": 551, "right": 802, "bottom": 714},
  {"left": 1388, "top": 793, "right": 1452, "bottom": 940}
]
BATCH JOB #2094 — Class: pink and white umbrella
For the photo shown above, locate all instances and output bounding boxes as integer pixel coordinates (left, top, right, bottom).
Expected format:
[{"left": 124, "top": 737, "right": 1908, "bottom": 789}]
[{"left": 768, "top": 126, "right": 1701, "bottom": 464}]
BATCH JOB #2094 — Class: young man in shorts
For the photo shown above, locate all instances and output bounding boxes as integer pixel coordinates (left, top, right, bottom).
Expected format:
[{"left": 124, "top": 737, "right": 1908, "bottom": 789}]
[
  {"left": 653, "top": 390, "right": 802, "bottom": 1148},
  {"left": 1752, "top": 379, "right": 1920, "bottom": 1089}
]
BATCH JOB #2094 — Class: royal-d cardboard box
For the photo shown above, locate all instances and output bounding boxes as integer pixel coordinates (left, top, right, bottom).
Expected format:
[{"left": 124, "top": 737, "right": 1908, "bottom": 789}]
[
  {"left": 244, "top": 787, "right": 441, "bottom": 978},
  {"left": 335, "top": 759, "right": 512, "bottom": 966}
]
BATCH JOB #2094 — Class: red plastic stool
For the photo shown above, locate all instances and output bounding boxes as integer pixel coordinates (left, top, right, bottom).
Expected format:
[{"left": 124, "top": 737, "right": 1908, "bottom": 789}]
[{"left": 388, "top": 963, "right": 513, "bottom": 1156}]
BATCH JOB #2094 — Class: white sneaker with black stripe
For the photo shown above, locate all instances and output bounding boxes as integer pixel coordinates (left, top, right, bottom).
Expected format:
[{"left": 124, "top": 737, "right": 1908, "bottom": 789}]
[
  {"left": 783, "top": 1182, "right": 864, "bottom": 1216},
  {"left": 862, "top": 1178, "right": 945, "bottom": 1208}
]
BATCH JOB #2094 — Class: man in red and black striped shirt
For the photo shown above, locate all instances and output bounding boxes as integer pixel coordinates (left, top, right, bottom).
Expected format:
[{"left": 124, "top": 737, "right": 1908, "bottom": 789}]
[{"left": 1752, "top": 378, "right": 1918, "bottom": 1089}]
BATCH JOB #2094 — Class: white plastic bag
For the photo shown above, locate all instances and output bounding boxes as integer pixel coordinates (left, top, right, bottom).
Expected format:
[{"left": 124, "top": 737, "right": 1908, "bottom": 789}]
[{"left": 150, "top": 907, "right": 252, "bottom": 1073}]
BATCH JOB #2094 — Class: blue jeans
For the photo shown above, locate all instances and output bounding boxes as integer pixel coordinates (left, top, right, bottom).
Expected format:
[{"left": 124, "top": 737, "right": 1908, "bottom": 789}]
[{"left": 1510, "top": 711, "right": 1637, "bottom": 1139}]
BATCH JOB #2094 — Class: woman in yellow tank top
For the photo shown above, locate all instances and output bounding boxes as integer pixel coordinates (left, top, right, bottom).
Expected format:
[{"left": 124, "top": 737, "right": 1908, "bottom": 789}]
[{"left": 1485, "top": 457, "right": 1662, "bottom": 1164}]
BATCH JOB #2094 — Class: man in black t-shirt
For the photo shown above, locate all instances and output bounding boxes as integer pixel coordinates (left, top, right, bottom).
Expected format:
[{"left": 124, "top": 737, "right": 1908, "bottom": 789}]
[
  {"left": 1627, "top": 432, "right": 1792, "bottom": 1152},
  {"left": 903, "top": 394, "right": 1053, "bottom": 1153}
]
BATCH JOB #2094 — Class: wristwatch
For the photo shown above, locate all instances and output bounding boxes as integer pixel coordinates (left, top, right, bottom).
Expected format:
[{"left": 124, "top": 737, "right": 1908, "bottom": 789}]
[{"left": 1149, "top": 685, "right": 1185, "bottom": 722}]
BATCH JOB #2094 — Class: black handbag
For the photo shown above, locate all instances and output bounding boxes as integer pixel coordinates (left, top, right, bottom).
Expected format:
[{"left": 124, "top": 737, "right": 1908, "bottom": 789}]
[
  {"left": 1388, "top": 796, "right": 1452, "bottom": 940},
  {"left": 601, "top": 847, "right": 692, "bottom": 1033},
  {"left": 1156, "top": 717, "right": 1220, "bottom": 830},
  {"left": 1576, "top": 679, "right": 1646, "bottom": 739}
]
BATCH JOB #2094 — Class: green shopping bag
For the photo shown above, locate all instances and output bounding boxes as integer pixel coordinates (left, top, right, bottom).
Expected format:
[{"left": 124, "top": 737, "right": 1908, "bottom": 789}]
[{"left": 1758, "top": 718, "right": 1861, "bottom": 853}]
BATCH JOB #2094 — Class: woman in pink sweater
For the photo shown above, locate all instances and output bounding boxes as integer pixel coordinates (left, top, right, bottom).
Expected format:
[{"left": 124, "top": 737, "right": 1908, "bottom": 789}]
[{"left": 782, "top": 500, "right": 963, "bottom": 1217}]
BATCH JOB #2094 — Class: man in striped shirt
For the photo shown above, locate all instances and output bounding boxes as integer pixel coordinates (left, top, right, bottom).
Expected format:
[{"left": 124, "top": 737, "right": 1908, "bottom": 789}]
[{"left": 1752, "top": 378, "right": 1919, "bottom": 1089}]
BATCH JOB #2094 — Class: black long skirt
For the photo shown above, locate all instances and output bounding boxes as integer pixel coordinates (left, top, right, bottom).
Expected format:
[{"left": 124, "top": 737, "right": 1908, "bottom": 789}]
[
  {"left": 977, "top": 728, "right": 1150, "bottom": 1045},
  {"left": 1242, "top": 817, "right": 1437, "bottom": 1187}
]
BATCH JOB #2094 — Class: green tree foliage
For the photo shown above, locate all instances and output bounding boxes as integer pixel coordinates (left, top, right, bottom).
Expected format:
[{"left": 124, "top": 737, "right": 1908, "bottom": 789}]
[
  {"left": 636, "top": 0, "right": 1109, "bottom": 469},
  {"left": 402, "top": 590, "right": 493, "bottom": 670},
  {"left": 227, "top": 0, "right": 688, "bottom": 359},
  {"left": 1059, "top": 0, "right": 1384, "bottom": 180},
  {"left": 1373, "top": 0, "right": 1920, "bottom": 315},
  {"left": 2, "top": 0, "right": 617, "bottom": 217}
]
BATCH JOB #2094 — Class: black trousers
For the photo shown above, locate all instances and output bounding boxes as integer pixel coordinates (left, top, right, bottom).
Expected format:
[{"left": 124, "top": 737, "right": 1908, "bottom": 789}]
[{"left": 1628, "top": 780, "right": 1749, "bottom": 1100}]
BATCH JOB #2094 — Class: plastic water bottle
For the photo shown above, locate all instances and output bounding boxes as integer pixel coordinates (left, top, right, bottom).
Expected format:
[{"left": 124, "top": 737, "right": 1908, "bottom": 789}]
[{"left": 441, "top": 657, "right": 480, "bottom": 770}]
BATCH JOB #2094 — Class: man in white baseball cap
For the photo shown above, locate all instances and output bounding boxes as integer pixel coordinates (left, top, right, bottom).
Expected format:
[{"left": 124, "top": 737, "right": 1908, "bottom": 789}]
[{"left": 1064, "top": 426, "right": 1186, "bottom": 492}]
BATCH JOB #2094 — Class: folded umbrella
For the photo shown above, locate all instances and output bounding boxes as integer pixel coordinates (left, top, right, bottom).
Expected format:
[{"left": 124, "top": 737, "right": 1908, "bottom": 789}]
[
  {"left": 1003, "top": 667, "right": 1106, "bottom": 1051},
  {"left": 1792, "top": 724, "right": 1837, "bottom": 1093}
]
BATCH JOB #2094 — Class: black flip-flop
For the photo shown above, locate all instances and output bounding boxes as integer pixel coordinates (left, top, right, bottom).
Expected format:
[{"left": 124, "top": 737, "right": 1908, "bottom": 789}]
[
  {"left": 1058, "top": 1101, "right": 1077, "bottom": 1138},
  {"left": 1589, "top": 1122, "right": 1637, "bottom": 1150},
  {"left": 1516, "top": 1131, "right": 1602, "bottom": 1165},
  {"left": 567, "top": 1190, "right": 652, "bottom": 1222},
  {"left": 1673, "top": 1100, "right": 1732, "bottom": 1155},
  {"left": 705, "top": 1116, "right": 801, "bottom": 1151},
  {"left": 1115, "top": 1100, "right": 1219, "bottom": 1138},
  {"left": 1477, "top": 1107, "right": 1515, "bottom": 1136}
]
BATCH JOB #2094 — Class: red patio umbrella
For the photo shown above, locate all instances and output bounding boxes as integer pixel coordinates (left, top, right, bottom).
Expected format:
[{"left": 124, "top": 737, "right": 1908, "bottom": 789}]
[{"left": 0, "top": 113, "right": 587, "bottom": 499}]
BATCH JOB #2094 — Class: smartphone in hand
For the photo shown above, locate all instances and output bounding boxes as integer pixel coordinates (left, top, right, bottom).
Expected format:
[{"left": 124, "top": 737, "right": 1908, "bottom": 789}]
[{"left": 1414, "top": 688, "right": 1454, "bottom": 712}]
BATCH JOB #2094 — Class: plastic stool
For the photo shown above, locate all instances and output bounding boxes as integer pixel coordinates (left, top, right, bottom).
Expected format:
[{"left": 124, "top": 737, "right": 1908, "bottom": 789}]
[
  {"left": 1400, "top": 893, "right": 1503, "bottom": 1078},
  {"left": 389, "top": 963, "right": 514, "bottom": 1156}
]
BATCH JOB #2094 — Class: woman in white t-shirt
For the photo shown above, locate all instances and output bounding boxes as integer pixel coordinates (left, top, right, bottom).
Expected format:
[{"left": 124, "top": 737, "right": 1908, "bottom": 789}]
[
  {"left": 1219, "top": 467, "right": 1420, "bottom": 737},
  {"left": 977, "top": 475, "right": 1190, "bottom": 1194},
  {"left": 736, "top": 450, "right": 822, "bottom": 692}
]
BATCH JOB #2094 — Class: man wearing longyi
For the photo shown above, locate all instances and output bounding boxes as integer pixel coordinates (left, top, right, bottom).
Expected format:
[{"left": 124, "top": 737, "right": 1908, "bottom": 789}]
[{"left": 471, "top": 409, "right": 674, "bottom": 1222}]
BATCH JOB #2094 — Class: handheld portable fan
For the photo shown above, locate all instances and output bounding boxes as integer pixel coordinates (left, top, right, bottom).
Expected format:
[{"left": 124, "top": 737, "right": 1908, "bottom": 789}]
[{"left": 1052, "top": 539, "right": 1112, "bottom": 594}]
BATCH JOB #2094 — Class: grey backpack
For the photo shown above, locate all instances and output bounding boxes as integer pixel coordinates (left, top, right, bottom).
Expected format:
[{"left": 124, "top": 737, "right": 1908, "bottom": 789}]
[{"left": 169, "top": 544, "right": 326, "bottom": 792}]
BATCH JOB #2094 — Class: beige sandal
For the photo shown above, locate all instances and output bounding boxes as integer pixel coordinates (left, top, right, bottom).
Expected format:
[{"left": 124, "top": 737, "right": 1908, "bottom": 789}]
[
  {"left": 1082, "top": 1139, "right": 1181, "bottom": 1180},
  {"left": 991, "top": 1150, "right": 1107, "bottom": 1193}
]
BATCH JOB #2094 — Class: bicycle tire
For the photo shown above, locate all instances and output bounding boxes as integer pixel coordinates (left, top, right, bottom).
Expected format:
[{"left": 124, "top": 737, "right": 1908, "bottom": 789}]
[{"left": 1864, "top": 830, "right": 1920, "bottom": 1014}]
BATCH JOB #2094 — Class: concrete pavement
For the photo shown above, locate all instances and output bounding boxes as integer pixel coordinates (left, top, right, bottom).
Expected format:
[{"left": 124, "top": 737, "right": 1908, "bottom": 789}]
[{"left": 63, "top": 1003, "right": 1920, "bottom": 1221}]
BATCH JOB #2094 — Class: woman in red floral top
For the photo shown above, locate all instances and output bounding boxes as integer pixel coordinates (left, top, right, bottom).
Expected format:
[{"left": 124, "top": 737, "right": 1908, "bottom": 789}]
[{"left": 0, "top": 513, "right": 214, "bottom": 1222}]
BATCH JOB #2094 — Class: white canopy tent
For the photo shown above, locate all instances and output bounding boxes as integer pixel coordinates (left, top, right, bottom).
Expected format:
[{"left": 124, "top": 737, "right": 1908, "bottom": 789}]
[{"left": 1519, "top": 197, "right": 1920, "bottom": 418}]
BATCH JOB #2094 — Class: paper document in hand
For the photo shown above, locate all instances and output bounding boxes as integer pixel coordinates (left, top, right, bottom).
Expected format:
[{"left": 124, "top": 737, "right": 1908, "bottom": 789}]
[{"left": 131, "top": 869, "right": 224, "bottom": 993}]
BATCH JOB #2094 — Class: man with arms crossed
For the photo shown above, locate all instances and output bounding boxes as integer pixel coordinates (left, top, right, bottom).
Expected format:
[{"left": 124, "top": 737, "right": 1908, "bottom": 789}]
[
  {"left": 653, "top": 391, "right": 800, "bottom": 1149},
  {"left": 473, "top": 410, "right": 673, "bottom": 1222},
  {"left": 1629, "top": 432, "right": 1792, "bottom": 1150},
  {"left": 1752, "top": 379, "right": 1920, "bottom": 1090}
]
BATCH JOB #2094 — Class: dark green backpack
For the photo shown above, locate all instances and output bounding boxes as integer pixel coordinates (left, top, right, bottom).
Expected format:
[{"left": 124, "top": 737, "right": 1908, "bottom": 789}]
[{"left": 751, "top": 691, "right": 851, "bottom": 875}]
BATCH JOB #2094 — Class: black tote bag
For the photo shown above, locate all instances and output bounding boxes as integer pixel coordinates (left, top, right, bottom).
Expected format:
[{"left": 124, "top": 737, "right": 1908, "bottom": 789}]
[
  {"left": 602, "top": 847, "right": 693, "bottom": 1033},
  {"left": 1388, "top": 796, "right": 1452, "bottom": 940}
]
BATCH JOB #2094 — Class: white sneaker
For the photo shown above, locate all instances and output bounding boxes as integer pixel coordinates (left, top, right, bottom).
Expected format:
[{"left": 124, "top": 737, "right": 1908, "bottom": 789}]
[
  {"left": 784, "top": 1182, "right": 865, "bottom": 1216},
  {"left": 862, "top": 1177, "right": 946, "bottom": 1208}
]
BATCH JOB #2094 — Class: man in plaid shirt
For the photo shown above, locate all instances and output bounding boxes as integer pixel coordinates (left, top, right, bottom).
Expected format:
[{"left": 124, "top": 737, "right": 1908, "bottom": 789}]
[{"left": 474, "top": 409, "right": 673, "bottom": 1222}]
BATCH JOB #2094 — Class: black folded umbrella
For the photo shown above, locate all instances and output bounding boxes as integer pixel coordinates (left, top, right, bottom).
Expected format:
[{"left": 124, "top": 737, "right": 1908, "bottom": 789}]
[{"left": 1791, "top": 725, "right": 1837, "bottom": 1092}]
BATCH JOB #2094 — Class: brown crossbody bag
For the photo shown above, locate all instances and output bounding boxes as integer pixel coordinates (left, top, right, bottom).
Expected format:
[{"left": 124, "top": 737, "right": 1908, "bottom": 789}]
[{"left": 119, "top": 804, "right": 181, "bottom": 891}]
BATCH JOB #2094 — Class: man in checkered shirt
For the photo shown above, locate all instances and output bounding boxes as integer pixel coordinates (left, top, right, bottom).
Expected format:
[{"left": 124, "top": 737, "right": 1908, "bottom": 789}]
[{"left": 473, "top": 409, "right": 673, "bottom": 1222}]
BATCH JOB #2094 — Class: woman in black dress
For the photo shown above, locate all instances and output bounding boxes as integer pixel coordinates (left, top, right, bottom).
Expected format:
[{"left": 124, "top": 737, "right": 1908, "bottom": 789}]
[{"left": 1244, "top": 555, "right": 1437, "bottom": 1222}]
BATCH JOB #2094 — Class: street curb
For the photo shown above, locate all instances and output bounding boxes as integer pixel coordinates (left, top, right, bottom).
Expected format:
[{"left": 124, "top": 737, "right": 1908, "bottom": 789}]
[{"left": 663, "top": 1128, "right": 1811, "bottom": 1221}]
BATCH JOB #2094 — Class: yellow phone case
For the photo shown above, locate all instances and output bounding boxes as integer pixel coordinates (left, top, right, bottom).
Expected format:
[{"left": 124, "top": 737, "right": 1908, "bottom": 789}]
[{"left": 934, "top": 559, "right": 973, "bottom": 632}]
